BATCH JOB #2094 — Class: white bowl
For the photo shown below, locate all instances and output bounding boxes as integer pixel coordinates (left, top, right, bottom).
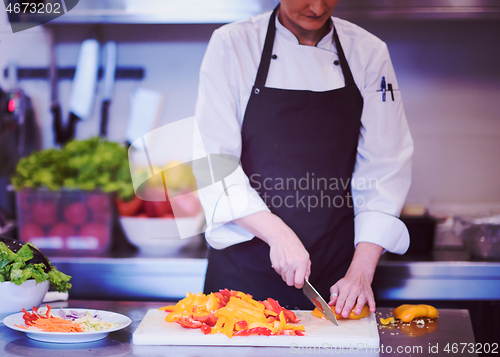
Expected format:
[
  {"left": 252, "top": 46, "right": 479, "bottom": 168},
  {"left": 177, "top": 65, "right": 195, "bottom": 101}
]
[
  {"left": 0, "top": 279, "right": 49, "bottom": 320},
  {"left": 120, "top": 214, "right": 205, "bottom": 255}
]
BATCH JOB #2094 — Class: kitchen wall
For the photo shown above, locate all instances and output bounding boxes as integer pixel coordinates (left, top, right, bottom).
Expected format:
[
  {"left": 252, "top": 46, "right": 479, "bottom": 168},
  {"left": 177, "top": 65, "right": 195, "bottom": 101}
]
[{"left": 1, "top": 10, "right": 500, "bottom": 210}]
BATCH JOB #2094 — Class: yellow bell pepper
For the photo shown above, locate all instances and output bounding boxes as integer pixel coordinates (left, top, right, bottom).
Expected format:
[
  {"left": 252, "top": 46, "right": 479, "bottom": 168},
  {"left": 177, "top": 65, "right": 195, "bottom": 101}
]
[
  {"left": 312, "top": 305, "right": 370, "bottom": 320},
  {"left": 394, "top": 304, "right": 438, "bottom": 323}
]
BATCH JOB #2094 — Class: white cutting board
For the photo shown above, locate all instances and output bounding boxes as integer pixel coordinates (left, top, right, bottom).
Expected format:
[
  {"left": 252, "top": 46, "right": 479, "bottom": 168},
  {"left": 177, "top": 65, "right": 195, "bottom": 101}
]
[{"left": 133, "top": 309, "right": 379, "bottom": 348}]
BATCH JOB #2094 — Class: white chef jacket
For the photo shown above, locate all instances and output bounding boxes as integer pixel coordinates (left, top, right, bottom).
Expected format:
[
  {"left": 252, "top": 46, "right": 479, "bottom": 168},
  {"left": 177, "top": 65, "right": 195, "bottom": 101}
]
[{"left": 194, "top": 11, "right": 413, "bottom": 254}]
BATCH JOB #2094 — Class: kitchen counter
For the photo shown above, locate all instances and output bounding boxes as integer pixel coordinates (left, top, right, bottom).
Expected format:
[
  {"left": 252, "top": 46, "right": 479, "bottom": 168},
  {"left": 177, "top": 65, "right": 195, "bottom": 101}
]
[{"left": 0, "top": 300, "right": 478, "bottom": 357}]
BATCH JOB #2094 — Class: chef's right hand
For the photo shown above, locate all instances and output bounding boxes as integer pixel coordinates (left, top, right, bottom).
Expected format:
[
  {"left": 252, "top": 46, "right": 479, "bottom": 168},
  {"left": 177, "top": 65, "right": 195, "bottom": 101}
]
[
  {"left": 234, "top": 211, "right": 311, "bottom": 289},
  {"left": 267, "top": 223, "right": 311, "bottom": 289}
]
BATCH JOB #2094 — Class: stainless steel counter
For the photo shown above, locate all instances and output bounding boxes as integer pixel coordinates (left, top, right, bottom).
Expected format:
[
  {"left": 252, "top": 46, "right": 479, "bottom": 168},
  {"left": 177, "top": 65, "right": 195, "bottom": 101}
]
[
  {"left": 0, "top": 301, "right": 478, "bottom": 357},
  {"left": 48, "top": 249, "right": 500, "bottom": 301}
]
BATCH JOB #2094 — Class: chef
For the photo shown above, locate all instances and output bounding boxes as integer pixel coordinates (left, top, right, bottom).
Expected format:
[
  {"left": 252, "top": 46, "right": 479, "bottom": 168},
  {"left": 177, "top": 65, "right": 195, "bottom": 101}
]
[{"left": 194, "top": 0, "right": 413, "bottom": 318}]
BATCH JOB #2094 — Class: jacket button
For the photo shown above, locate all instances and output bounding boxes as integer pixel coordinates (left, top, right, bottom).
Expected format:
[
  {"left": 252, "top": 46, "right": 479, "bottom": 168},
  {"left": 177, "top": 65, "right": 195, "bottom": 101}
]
[
  {"left": 254, "top": 88, "right": 260, "bottom": 94},
  {"left": 334, "top": 60, "right": 340, "bottom": 65},
  {"left": 272, "top": 54, "right": 278, "bottom": 59}
]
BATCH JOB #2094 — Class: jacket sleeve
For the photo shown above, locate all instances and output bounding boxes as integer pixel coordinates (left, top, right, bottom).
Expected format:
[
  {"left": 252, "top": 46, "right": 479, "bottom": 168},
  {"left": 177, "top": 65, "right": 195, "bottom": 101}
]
[
  {"left": 352, "top": 41, "right": 414, "bottom": 254},
  {"left": 194, "top": 29, "right": 270, "bottom": 250}
]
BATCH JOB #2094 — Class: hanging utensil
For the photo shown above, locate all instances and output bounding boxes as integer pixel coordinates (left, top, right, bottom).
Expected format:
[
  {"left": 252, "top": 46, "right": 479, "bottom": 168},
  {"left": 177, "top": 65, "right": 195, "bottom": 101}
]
[
  {"left": 49, "top": 29, "right": 64, "bottom": 145},
  {"left": 100, "top": 41, "right": 117, "bottom": 138},
  {"left": 62, "top": 38, "right": 100, "bottom": 143}
]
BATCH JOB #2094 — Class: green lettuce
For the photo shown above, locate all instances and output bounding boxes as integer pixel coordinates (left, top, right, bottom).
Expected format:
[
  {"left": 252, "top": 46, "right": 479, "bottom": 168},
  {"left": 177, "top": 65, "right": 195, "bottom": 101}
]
[
  {"left": 0, "top": 242, "right": 72, "bottom": 292},
  {"left": 11, "top": 137, "right": 134, "bottom": 200}
]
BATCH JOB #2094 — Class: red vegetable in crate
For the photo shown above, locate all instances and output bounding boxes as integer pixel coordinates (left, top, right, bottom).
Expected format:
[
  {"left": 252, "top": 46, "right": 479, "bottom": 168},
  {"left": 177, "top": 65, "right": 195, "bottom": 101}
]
[
  {"left": 48, "top": 223, "right": 76, "bottom": 238},
  {"left": 79, "top": 223, "right": 108, "bottom": 242},
  {"left": 87, "top": 194, "right": 110, "bottom": 211},
  {"left": 33, "top": 202, "right": 57, "bottom": 226},
  {"left": 64, "top": 202, "right": 88, "bottom": 226},
  {"left": 143, "top": 200, "right": 173, "bottom": 218},
  {"left": 19, "top": 223, "right": 45, "bottom": 242},
  {"left": 115, "top": 196, "right": 143, "bottom": 217}
]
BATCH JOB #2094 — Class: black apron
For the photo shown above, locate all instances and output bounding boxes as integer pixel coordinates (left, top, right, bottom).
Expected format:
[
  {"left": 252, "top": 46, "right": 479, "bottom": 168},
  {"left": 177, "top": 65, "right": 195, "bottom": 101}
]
[{"left": 204, "top": 6, "right": 364, "bottom": 309}]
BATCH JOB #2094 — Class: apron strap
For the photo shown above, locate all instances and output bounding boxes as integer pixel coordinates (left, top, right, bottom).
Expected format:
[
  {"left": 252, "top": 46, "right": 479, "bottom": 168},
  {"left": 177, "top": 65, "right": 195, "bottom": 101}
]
[
  {"left": 254, "top": 5, "right": 279, "bottom": 88},
  {"left": 333, "top": 28, "right": 355, "bottom": 85}
]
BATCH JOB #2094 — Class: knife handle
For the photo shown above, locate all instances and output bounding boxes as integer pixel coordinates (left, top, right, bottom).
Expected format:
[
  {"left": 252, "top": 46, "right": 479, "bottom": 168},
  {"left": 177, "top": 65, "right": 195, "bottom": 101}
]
[
  {"left": 51, "top": 103, "right": 63, "bottom": 145},
  {"left": 100, "top": 100, "right": 111, "bottom": 137},
  {"left": 63, "top": 112, "right": 80, "bottom": 144}
]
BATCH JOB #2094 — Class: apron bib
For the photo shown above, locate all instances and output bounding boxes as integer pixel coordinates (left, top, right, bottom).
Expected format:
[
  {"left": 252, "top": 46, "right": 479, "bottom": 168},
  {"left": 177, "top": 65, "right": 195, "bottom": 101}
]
[{"left": 204, "top": 6, "right": 364, "bottom": 309}]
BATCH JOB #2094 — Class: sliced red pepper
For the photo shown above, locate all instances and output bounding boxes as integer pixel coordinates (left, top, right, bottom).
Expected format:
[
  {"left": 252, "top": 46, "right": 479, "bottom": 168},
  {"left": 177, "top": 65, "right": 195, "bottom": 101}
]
[
  {"left": 267, "top": 298, "right": 283, "bottom": 315},
  {"left": 235, "top": 320, "right": 248, "bottom": 330},
  {"left": 283, "top": 309, "right": 300, "bottom": 323},
  {"left": 262, "top": 300, "right": 273, "bottom": 312},
  {"left": 201, "top": 324, "right": 212, "bottom": 335},
  {"left": 176, "top": 316, "right": 203, "bottom": 329},
  {"left": 214, "top": 291, "right": 229, "bottom": 307},
  {"left": 21, "top": 308, "right": 40, "bottom": 326},
  {"left": 219, "top": 289, "right": 232, "bottom": 300},
  {"left": 295, "top": 329, "right": 305, "bottom": 336},
  {"left": 233, "top": 327, "right": 272, "bottom": 336},
  {"left": 192, "top": 314, "right": 217, "bottom": 327}
]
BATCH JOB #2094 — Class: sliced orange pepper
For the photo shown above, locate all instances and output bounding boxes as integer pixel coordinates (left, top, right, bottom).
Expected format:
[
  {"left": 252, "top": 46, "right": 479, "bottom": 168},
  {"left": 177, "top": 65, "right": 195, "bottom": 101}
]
[
  {"left": 312, "top": 305, "right": 370, "bottom": 320},
  {"left": 393, "top": 304, "right": 438, "bottom": 323}
]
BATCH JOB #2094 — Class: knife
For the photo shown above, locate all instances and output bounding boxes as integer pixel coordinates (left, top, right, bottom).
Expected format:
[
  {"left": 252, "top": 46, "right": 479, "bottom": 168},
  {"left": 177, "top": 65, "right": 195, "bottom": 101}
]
[
  {"left": 64, "top": 38, "right": 100, "bottom": 143},
  {"left": 303, "top": 280, "right": 338, "bottom": 326},
  {"left": 100, "top": 41, "right": 117, "bottom": 138},
  {"left": 48, "top": 29, "right": 63, "bottom": 145}
]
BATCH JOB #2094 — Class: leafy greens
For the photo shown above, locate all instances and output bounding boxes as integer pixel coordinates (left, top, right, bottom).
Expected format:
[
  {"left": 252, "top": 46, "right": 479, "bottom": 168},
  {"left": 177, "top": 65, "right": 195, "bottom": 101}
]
[
  {"left": 0, "top": 242, "right": 72, "bottom": 292},
  {"left": 11, "top": 137, "right": 134, "bottom": 200}
]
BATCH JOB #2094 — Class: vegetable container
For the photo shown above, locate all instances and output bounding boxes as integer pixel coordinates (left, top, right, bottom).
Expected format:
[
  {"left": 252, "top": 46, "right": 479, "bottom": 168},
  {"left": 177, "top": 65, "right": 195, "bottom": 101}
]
[
  {"left": 0, "top": 279, "right": 49, "bottom": 319},
  {"left": 459, "top": 214, "right": 500, "bottom": 261},
  {"left": 16, "top": 189, "right": 112, "bottom": 256},
  {"left": 120, "top": 214, "right": 204, "bottom": 256}
]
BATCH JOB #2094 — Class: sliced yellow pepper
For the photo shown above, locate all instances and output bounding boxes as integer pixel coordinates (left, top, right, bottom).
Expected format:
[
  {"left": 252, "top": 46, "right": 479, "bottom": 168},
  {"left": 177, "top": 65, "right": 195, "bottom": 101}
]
[
  {"left": 380, "top": 317, "right": 395, "bottom": 325},
  {"left": 394, "top": 304, "right": 438, "bottom": 323}
]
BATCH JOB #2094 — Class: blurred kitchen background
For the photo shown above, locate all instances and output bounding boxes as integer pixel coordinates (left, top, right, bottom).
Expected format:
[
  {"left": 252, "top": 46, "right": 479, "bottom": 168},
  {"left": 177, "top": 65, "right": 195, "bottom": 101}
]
[{"left": 0, "top": 0, "right": 499, "bottom": 345}]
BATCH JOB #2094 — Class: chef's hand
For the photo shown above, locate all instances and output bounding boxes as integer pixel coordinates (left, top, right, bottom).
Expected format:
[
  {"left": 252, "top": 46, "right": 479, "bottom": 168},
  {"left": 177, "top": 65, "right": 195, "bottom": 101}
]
[
  {"left": 328, "top": 242, "right": 383, "bottom": 318},
  {"left": 234, "top": 211, "right": 311, "bottom": 289}
]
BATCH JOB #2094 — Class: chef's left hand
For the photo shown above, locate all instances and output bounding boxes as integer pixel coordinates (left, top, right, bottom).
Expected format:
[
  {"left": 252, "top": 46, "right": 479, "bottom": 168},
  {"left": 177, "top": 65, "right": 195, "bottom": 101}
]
[{"left": 328, "top": 242, "right": 383, "bottom": 318}]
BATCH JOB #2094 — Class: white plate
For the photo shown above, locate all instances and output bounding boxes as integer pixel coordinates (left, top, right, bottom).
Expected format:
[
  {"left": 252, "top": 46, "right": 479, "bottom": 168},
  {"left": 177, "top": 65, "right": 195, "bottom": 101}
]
[{"left": 2, "top": 308, "right": 132, "bottom": 343}]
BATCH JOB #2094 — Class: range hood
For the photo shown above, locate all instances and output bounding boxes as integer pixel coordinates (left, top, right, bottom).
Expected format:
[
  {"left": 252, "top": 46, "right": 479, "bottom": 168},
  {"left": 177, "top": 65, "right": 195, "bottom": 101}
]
[
  {"left": 51, "top": 0, "right": 280, "bottom": 24},
  {"left": 49, "top": 0, "right": 500, "bottom": 24}
]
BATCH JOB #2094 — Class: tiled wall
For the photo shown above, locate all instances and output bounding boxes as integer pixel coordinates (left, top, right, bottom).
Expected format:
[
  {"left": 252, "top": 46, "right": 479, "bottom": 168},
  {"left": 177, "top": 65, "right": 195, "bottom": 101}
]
[{"left": 1, "top": 11, "right": 499, "bottom": 208}]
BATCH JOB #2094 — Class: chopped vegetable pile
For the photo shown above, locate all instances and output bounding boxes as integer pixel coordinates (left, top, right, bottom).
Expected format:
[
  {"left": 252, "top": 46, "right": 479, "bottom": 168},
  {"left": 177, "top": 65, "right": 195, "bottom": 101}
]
[
  {"left": 15, "top": 305, "right": 119, "bottom": 333},
  {"left": 159, "top": 289, "right": 305, "bottom": 338},
  {"left": 0, "top": 242, "right": 71, "bottom": 292}
]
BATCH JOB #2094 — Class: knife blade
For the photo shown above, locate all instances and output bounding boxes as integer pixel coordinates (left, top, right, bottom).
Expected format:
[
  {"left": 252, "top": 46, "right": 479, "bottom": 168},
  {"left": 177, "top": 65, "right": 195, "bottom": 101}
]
[
  {"left": 303, "top": 280, "right": 338, "bottom": 326},
  {"left": 100, "top": 41, "right": 117, "bottom": 138},
  {"left": 64, "top": 38, "right": 100, "bottom": 143}
]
